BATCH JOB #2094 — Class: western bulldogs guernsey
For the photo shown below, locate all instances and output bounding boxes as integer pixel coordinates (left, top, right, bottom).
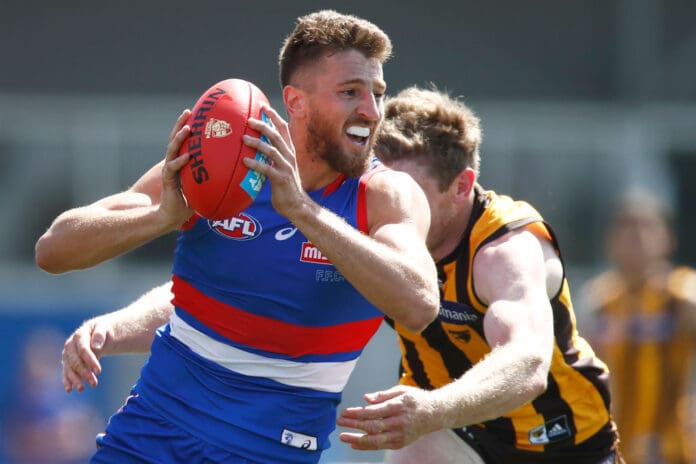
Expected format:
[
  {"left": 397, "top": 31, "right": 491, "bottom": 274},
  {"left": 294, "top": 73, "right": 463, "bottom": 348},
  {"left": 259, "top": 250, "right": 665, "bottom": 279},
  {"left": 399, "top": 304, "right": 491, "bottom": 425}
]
[{"left": 113, "top": 164, "right": 385, "bottom": 463}]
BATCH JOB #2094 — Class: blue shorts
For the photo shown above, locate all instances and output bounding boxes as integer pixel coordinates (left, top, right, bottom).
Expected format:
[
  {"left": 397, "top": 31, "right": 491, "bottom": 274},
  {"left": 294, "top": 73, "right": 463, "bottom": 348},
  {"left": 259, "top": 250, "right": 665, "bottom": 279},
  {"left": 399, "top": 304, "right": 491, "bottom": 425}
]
[{"left": 92, "top": 393, "right": 261, "bottom": 464}]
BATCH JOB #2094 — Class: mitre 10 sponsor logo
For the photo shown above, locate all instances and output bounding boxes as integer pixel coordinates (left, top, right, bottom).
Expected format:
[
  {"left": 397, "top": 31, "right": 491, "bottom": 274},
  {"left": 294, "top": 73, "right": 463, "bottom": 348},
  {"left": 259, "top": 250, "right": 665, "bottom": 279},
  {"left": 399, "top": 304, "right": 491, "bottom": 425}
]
[
  {"left": 209, "top": 213, "right": 262, "bottom": 240},
  {"left": 300, "top": 242, "right": 331, "bottom": 265}
]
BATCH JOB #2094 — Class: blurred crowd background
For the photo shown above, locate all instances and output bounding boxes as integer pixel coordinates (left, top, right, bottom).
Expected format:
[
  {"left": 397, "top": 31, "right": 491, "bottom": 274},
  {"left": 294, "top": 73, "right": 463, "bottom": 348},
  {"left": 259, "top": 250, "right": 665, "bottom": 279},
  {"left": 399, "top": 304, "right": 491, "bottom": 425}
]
[{"left": 1, "top": 0, "right": 695, "bottom": 462}]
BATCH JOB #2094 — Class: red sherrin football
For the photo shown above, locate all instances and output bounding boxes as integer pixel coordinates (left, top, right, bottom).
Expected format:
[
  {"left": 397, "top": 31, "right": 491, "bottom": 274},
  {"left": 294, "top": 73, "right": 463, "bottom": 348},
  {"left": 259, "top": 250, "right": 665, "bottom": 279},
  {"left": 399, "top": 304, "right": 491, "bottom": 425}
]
[{"left": 179, "top": 78, "right": 271, "bottom": 220}]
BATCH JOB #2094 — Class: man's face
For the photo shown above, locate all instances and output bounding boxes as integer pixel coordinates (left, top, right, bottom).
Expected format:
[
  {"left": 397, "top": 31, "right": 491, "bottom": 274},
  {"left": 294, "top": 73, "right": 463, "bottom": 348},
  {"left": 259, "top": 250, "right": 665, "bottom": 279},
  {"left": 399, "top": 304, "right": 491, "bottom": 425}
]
[
  {"left": 302, "top": 49, "right": 385, "bottom": 177},
  {"left": 607, "top": 208, "right": 673, "bottom": 273}
]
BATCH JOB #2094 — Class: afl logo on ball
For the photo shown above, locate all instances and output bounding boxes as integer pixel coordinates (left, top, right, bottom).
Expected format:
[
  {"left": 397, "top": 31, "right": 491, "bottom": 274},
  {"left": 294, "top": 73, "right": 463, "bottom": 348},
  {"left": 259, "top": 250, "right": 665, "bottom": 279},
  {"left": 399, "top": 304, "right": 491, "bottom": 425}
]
[
  {"left": 209, "top": 213, "right": 262, "bottom": 240},
  {"left": 205, "top": 118, "right": 232, "bottom": 138}
]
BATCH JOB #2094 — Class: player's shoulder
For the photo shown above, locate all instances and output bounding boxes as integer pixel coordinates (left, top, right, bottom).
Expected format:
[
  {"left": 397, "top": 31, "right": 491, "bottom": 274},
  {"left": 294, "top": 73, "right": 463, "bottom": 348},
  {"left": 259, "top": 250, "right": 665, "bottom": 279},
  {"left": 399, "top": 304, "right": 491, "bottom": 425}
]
[
  {"left": 361, "top": 164, "right": 429, "bottom": 230},
  {"left": 580, "top": 271, "right": 624, "bottom": 313},
  {"left": 669, "top": 265, "right": 696, "bottom": 305},
  {"left": 363, "top": 164, "right": 422, "bottom": 199}
]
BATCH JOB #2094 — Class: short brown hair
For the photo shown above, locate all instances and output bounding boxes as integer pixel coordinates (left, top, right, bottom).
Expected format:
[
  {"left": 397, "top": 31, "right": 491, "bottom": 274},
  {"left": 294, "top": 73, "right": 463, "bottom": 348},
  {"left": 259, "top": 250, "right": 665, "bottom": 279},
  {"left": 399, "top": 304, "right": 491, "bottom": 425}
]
[
  {"left": 375, "top": 86, "right": 482, "bottom": 191},
  {"left": 278, "top": 10, "right": 392, "bottom": 87}
]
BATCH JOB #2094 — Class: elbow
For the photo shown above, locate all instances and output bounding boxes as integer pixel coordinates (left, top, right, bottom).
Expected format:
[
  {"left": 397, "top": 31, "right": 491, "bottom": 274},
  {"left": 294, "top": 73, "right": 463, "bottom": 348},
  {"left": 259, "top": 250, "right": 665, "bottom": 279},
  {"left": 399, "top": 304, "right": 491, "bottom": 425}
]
[
  {"left": 35, "top": 235, "right": 67, "bottom": 274},
  {"left": 529, "top": 371, "right": 548, "bottom": 399},
  {"left": 400, "top": 294, "right": 440, "bottom": 333},
  {"left": 525, "top": 352, "right": 551, "bottom": 399}
]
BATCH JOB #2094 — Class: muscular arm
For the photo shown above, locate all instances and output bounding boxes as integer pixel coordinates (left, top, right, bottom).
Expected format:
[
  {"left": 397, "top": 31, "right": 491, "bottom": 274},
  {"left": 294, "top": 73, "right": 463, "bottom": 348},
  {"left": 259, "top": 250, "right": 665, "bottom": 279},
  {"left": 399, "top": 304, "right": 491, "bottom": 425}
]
[
  {"left": 338, "top": 228, "right": 556, "bottom": 449},
  {"left": 290, "top": 170, "right": 439, "bottom": 332},
  {"left": 35, "top": 110, "right": 193, "bottom": 273},
  {"left": 431, "top": 229, "right": 555, "bottom": 424},
  {"left": 61, "top": 281, "right": 174, "bottom": 393},
  {"left": 244, "top": 107, "right": 439, "bottom": 333}
]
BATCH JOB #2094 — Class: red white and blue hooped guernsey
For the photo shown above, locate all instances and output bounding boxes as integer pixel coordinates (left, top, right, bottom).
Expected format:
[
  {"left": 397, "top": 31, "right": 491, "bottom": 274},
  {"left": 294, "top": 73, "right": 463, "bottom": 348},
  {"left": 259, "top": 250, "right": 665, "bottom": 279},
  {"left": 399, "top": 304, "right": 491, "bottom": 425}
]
[{"left": 97, "top": 160, "right": 386, "bottom": 463}]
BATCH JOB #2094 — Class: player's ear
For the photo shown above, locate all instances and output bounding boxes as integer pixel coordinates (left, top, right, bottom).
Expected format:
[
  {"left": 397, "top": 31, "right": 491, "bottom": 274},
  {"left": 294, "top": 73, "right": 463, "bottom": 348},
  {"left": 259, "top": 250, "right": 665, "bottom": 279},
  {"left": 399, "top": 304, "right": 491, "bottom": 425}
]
[
  {"left": 454, "top": 168, "right": 476, "bottom": 201},
  {"left": 283, "top": 85, "right": 307, "bottom": 119}
]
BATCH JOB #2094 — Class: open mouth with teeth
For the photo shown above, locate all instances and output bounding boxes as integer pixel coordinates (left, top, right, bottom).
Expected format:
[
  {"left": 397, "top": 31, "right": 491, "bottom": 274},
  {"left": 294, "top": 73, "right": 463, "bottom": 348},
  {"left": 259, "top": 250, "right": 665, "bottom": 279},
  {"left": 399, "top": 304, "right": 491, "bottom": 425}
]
[{"left": 346, "top": 125, "right": 370, "bottom": 145}]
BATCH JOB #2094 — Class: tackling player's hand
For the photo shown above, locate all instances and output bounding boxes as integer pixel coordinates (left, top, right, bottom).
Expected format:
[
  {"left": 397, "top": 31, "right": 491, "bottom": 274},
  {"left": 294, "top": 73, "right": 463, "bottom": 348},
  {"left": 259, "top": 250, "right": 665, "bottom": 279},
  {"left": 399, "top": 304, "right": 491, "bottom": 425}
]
[
  {"left": 336, "top": 384, "right": 440, "bottom": 450},
  {"left": 61, "top": 318, "right": 110, "bottom": 393}
]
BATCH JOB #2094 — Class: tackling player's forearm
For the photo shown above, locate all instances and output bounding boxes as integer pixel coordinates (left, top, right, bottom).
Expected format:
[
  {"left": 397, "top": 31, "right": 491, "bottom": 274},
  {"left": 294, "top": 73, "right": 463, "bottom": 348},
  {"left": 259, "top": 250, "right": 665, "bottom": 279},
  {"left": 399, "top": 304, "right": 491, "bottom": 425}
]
[
  {"left": 97, "top": 282, "right": 174, "bottom": 355},
  {"left": 428, "top": 342, "right": 549, "bottom": 430}
]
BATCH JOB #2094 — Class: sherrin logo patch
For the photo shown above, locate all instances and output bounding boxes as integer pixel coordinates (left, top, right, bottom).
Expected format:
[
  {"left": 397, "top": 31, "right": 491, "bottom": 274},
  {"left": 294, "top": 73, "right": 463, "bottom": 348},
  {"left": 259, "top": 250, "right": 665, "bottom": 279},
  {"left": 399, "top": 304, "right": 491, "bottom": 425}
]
[
  {"left": 209, "top": 213, "right": 262, "bottom": 240},
  {"left": 204, "top": 118, "right": 233, "bottom": 138}
]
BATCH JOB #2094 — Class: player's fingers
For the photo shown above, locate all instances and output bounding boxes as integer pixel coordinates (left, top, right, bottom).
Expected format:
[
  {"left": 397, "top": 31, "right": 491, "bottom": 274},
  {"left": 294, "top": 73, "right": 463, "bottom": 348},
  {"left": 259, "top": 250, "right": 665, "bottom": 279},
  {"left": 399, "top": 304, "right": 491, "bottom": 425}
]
[
  {"left": 61, "top": 367, "right": 82, "bottom": 393},
  {"left": 162, "top": 151, "right": 190, "bottom": 185},
  {"left": 62, "top": 361, "right": 86, "bottom": 393},
  {"left": 81, "top": 367, "right": 99, "bottom": 388},
  {"left": 338, "top": 403, "right": 391, "bottom": 421},
  {"left": 259, "top": 103, "right": 291, "bottom": 142},
  {"left": 242, "top": 135, "right": 288, "bottom": 172},
  {"left": 365, "top": 386, "right": 409, "bottom": 403},
  {"left": 164, "top": 124, "right": 191, "bottom": 164},
  {"left": 337, "top": 415, "right": 394, "bottom": 435},
  {"left": 66, "top": 344, "right": 98, "bottom": 388},
  {"left": 61, "top": 359, "right": 74, "bottom": 393},
  {"left": 169, "top": 109, "right": 191, "bottom": 140},
  {"left": 246, "top": 118, "right": 293, "bottom": 162},
  {"left": 78, "top": 343, "right": 102, "bottom": 377},
  {"left": 71, "top": 371, "right": 92, "bottom": 392},
  {"left": 241, "top": 157, "right": 274, "bottom": 182},
  {"left": 170, "top": 151, "right": 190, "bottom": 171},
  {"left": 72, "top": 354, "right": 99, "bottom": 388},
  {"left": 63, "top": 328, "right": 100, "bottom": 386},
  {"left": 62, "top": 337, "right": 80, "bottom": 370},
  {"left": 338, "top": 431, "right": 401, "bottom": 450}
]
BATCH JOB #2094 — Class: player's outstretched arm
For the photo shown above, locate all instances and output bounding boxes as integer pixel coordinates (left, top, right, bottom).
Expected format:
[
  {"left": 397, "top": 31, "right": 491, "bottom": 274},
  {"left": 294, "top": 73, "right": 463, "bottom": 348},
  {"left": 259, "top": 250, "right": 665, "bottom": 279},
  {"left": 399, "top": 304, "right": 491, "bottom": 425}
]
[
  {"left": 61, "top": 282, "right": 174, "bottom": 393},
  {"left": 338, "top": 229, "right": 556, "bottom": 450},
  {"left": 35, "top": 110, "right": 193, "bottom": 273}
]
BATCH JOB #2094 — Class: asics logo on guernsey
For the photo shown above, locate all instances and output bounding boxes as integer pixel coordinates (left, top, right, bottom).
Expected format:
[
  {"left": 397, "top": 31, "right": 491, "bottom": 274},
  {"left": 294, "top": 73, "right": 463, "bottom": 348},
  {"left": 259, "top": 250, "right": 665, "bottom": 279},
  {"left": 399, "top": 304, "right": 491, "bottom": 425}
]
[
  {"left": 275, "top": 226, "right": 298, "bottom": 241},
  {"left": 209, "top": 213, "right": 262, "bottom": 240}
]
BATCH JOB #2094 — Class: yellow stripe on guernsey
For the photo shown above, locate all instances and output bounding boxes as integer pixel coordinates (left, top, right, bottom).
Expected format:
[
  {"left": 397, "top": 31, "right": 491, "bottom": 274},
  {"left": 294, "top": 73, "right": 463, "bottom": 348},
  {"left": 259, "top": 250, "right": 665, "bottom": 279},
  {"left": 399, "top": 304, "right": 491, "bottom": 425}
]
[{"left": 395, "top": 187, "right": 612, "bottom": 453}]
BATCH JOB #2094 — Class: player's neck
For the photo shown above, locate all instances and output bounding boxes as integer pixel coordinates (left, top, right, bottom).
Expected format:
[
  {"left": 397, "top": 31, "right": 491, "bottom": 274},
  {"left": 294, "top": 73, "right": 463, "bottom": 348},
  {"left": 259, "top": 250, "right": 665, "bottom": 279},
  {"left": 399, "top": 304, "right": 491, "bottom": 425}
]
[
  {"left": 432, "top": 201, "right": 473, "bottom": 262},
  {"left": 295, "top": 147, "right": 342, "bottom": 192},
  {"left": 621, "top": 259, "right": 672, "bottom": 289}
]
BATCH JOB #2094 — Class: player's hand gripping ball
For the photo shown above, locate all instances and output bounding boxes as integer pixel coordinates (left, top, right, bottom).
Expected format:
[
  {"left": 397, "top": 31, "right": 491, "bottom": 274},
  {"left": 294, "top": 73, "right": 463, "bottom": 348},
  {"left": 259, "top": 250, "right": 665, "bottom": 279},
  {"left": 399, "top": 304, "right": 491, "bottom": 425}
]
[{"left": 179, "top": 78, "right": 272, "bottom": 220}]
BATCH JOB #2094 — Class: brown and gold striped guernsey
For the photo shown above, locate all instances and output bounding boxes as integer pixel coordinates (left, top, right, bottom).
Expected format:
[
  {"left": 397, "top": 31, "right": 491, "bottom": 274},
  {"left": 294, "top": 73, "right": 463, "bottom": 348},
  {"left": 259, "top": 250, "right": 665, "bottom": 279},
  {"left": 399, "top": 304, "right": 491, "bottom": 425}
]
[
  {"left": 588, "top": 265, "right": 696, "bottom": 464},
  {"left": 389, "top": 186, "right": 619, "bottom": 459}
]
